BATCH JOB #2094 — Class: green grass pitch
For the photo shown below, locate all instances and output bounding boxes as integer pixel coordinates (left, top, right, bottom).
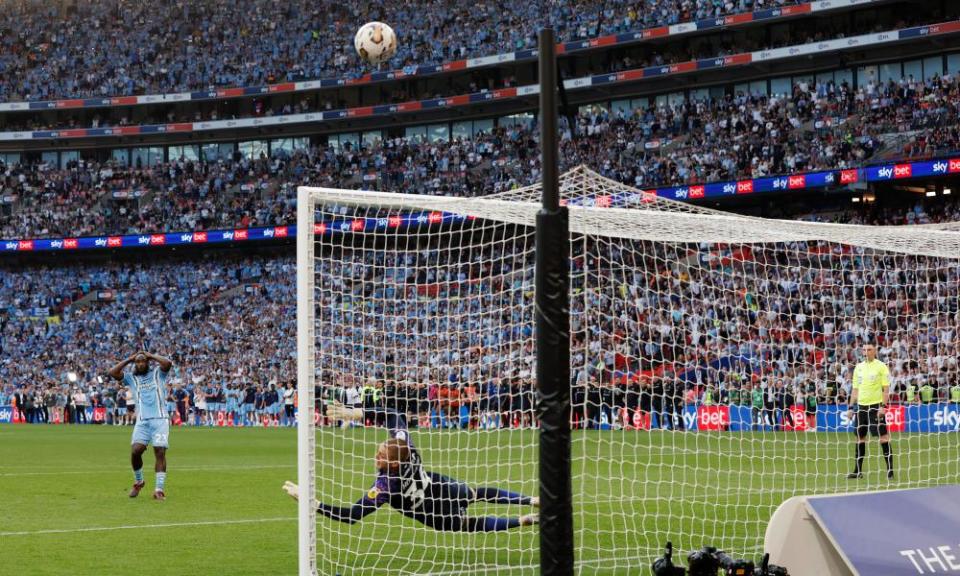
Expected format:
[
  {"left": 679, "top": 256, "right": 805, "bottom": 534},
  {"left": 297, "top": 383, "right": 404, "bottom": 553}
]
[{"left": 1, "top": 425, "right": 956, "bottom": 575}]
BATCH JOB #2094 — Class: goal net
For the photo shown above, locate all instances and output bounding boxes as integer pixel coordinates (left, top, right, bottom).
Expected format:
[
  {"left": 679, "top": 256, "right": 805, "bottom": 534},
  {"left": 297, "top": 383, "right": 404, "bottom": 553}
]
[{"left": 297, "top": 167, "right": 960, "bottom": 575}]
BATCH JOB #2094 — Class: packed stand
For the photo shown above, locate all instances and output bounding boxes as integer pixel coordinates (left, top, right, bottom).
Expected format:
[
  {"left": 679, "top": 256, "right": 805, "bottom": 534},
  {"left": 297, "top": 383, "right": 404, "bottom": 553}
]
[
  {"left": 3, "top": 74, "right": 960, "bottom": 240},
  {"left": 0, "top": 255, "right": 297, "bottom": 426},
  {"left": 0, "top": 10, "right": 903, "bottom": 134},
  {"left": 0, "top": 0, "right": 812, "bottom": 102},
  {"left": 3, "top": 188, "right": 959, "bottom": 430}
]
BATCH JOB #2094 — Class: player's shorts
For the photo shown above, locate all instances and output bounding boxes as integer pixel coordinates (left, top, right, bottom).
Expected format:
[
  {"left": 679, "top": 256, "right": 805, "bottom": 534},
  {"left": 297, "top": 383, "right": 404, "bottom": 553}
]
[
  {"left": 132, "top": 418, "right": 170, "bottom": 448},
  {"left": 855, "top": 405, "right": 887, "bottom": 439},
  {"left": 431, "top": 473, "right": 474, "bottom": 511},
  {"left": 226, "top": 401, "right": 240, "bottom": 413}
]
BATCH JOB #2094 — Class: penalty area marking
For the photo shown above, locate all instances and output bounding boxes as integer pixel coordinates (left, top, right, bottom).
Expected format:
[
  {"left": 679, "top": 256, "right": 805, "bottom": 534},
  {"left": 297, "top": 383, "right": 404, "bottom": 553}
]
[{"left": 0, "top": 517, "right": 296, "bottom": 537}]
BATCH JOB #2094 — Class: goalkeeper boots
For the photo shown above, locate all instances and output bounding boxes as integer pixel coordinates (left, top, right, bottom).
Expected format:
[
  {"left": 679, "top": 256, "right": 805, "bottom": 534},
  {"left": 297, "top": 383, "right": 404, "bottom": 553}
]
[
  {"left": 129, "top": 480, "right": 146, "bottom": 498},
  {"left": 846, "top": 472, "right": 863, "bottom": 480}
]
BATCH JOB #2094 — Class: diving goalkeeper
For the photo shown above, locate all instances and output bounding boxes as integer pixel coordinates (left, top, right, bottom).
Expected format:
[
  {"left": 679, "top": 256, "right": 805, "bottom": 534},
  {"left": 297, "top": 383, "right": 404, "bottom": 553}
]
[{"left": 283, "top": 404, "right": 539, "bottom": 532}]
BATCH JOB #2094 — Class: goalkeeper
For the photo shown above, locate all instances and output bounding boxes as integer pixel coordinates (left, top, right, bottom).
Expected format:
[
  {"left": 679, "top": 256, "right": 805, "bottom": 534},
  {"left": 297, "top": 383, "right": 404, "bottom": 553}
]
[{"left": 283, "top": 404, "right": 539, "bottom": 532}]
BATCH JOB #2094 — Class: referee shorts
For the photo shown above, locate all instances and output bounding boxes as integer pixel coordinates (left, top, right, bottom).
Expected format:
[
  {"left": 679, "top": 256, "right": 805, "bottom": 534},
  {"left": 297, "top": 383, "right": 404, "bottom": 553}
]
[{"left": 855, "top": 405, "right": 888, "bottom": 439}]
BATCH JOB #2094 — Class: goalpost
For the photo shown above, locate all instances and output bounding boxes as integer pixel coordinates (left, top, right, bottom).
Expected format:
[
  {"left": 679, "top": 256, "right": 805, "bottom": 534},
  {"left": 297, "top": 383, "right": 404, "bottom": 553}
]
[{"left": 297, "top": 166, "right": 960, "bottom": 575}]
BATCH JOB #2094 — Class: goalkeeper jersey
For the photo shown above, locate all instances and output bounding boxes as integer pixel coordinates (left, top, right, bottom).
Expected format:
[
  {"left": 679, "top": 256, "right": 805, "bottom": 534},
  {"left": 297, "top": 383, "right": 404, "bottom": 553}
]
[{"left": 316, "top": 410, "right": 474, "bottom": 531}]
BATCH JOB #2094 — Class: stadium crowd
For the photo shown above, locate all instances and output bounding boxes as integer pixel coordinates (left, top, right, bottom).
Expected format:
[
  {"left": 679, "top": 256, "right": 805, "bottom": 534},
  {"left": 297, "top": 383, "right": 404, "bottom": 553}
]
[
  {"left": 0, "top": 256, "right": 297, "bottom": 426},
  {"left": 0, "top": 0, "right": 811, "bottom": 102},
  {"left": 3, "top": 73, "right": 960, "bottom": 240},
  {"left": 0, "top": 9, "right": 921, "bottom": 134},
  {"left": 2, "top": 187, "right": 959, "bottom": 430}
]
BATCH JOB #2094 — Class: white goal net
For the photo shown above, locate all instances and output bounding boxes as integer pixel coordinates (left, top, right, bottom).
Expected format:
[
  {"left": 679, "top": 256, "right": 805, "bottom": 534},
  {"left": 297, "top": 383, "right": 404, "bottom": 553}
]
[{"left": 297, "top": 167, "right": 960, "bottom": 575}]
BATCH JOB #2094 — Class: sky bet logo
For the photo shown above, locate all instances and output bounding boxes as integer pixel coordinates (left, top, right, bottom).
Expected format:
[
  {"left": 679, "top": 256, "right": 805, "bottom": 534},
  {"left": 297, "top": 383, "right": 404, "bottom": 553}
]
[
  {"left": 788, "top": 175, "right": 806, "bottom": 189},
  {"left": 876, "top": 166, "right": 894, "bottom": 179},
  {"left": 234, "top": 229, "right": 248, "bottom": 240},
  {"left": 4, "top": 241, "right": 18, "bottom": 251},
  {"left": 933, "top": 408, "right": 960, "bottom": 430},
  {"left": 949, "top": 158, "right": 960, "bottom": 173},
  {"left": 736, "top": 180, "right": 754, "bottom": 194},
  {"left": 0, "top": 408, "right": 11, "bottom": 423},
  {"left": 673, "top": 188, "right": 688, "bottom": 199},
  {"left": 932, "top": 161, "right": 948, "bottom": 174},
  {"left": 722, "top": 183, "right": 737, "bottom": 195},
  {"left": 107, "top": 237, "right": 122, "bottom": 247},
  {"left": 18, "top": 240, "right": 34, "bottom": 251},
  {"left": 839, "top": 407, "right": 905, "bottom": 429},
  {"left": 64, "top": 238, "right": 78, "bottom": 249},
  {"left": 894, "top": 164, "right": 913, "bottom": 179},
  {"left": 841, "top": 169, "right": 859, "bottom": 184},
  {"left": 689, "top": 186, "right": 705, "bottom": 199}
]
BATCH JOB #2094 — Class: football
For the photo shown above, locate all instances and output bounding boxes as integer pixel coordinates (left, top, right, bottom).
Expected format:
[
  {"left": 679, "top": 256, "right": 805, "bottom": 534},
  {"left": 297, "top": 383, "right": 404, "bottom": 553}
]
[{"left": 354, "top": 21, "right": 397, "bottom": 65}]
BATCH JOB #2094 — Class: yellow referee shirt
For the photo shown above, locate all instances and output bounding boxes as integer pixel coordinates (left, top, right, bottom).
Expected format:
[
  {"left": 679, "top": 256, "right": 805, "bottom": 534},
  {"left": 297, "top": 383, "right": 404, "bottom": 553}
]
[{"left": 852, "top": 359, "right": 890, "bottom": 406}]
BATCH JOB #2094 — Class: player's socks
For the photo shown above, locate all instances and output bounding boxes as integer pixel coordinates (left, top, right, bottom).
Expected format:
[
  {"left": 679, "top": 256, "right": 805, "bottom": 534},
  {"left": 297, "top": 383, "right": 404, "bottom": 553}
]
[
  {"left": 853, "top": 442, "right": 865, "bottom": 474},
  {"left": 156, "top": 472, "right": 166, "bottom": 493},
  {"left": 134, "top": 468, "right": 144, "bottom": 484},
  {"left": 465, "top": 516, "right": 521, "bottom": 532},
  {"left": 473, "top": 487, "right": 532, "bottom": 506},
  {"left": 881, "top": 442, "right": 893, "bottom": 475}
]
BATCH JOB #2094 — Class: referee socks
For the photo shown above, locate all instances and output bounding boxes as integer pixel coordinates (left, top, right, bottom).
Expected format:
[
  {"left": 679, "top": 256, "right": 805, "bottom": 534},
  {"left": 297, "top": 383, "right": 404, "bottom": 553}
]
[{"left": 881, "top": 442, "right": 894, "bottom": 475}]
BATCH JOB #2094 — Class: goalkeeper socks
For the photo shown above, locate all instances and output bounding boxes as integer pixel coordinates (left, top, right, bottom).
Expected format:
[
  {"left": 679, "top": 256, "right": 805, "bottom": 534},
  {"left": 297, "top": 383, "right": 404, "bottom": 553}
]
[
  {"left": 881, "top": 442, "right": 893, "bottom": 471},
  {"left": 156, "top": 472, "right": 166, "bottom": 492},
  {"left": 465, "top": 516, "right": 521, "bottom": 532},
  {"left": 473, "top": 487, "right": 531, "bottom": 506},
  {"left": 854, "top": 442, "right": 866, "bottom": 473},
  {"left": 134, "top": 468, "right": 144, "bottom": 484}
]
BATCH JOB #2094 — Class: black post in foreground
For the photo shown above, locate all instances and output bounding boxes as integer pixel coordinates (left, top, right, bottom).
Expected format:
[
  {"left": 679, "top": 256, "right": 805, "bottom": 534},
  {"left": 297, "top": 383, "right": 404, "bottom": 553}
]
[{"left": 536, "top": 27, "right": 573, "bottom": 576}]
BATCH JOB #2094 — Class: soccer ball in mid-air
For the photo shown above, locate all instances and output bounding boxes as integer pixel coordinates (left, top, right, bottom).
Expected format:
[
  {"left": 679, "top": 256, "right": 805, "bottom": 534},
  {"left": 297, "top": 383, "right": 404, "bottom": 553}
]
[{"left": 354, "top": 22, "right": 397, "bottom": 65}]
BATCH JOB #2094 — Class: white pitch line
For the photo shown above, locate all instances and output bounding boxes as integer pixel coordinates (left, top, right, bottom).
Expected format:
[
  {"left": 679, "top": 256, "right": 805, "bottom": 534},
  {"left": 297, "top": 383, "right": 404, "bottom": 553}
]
[
  {"left": 0, "top": 464, "right": 294, "bottom": 478},
  {"left": 0, "top": 517, "right": 296, "bottom": 537},
  {"left": 424, "top": 556, "right": 652, "bottom": 576}
]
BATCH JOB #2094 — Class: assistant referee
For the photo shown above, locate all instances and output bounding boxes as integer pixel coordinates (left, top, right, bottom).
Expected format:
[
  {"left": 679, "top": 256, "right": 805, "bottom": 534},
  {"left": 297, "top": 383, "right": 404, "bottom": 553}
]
[{"left": 847, "top": 343, "right": 895, "bottom": 479}]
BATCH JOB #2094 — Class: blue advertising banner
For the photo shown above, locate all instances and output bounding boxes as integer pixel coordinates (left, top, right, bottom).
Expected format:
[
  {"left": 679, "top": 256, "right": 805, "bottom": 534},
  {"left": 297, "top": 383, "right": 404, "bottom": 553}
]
[
  {"left": 0, "top": 405, "right": 12, "bottom": 423},
  {"left": 2, "top": 154, "right": 960, "bottom": 254},
  {"left": 806, "top": 485, "right": 960, "bottom": 575},
  {"left": 647, "top": 404, "right": 960, "bottom": 432}
]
